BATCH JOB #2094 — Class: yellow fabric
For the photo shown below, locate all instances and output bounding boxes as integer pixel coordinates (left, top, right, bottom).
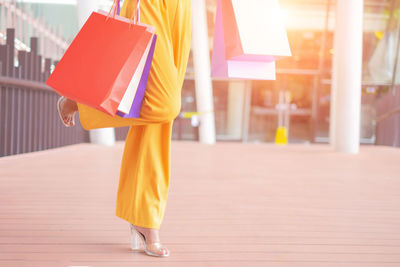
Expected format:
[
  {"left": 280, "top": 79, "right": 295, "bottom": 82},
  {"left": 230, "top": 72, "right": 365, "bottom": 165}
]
[{"left": 76, "top": 0, "right": 192, "bottom": 229}]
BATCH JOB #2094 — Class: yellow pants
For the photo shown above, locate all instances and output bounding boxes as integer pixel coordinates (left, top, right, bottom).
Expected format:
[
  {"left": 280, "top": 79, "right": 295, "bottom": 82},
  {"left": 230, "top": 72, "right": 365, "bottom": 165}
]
[{"left": 76, "top": 0, "right": 192, "bottom": 229}]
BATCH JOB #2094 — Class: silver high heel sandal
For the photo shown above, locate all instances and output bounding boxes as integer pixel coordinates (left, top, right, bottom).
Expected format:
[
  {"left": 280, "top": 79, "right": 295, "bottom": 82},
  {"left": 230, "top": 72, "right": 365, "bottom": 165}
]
[
  {"left": 129, "top": 224, "right": 170, "bottom": 257},
  {"left": 57, "top": 96, "right": 70, "bottom": 127}
]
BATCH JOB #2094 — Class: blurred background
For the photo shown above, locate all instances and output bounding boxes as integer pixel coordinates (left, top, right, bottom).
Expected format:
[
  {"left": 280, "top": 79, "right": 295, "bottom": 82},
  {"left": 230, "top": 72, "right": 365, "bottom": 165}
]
[{"left": 0, "top": 0, "right": 399, "bottom": 157}]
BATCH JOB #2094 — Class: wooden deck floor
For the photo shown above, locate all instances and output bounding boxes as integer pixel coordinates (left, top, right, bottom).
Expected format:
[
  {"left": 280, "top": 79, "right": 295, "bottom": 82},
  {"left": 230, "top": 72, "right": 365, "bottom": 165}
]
[{"left": 0, "top": 141, "right": 400, "bottom": 267}]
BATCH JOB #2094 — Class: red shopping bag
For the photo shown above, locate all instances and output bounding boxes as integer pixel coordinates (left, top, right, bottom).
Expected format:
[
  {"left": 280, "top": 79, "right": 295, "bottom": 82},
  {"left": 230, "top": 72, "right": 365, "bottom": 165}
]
[
  {"left": 46, "top": 4, "right": 152, "bottom": 116},
  {"left": 220, "top": 0, "right": 291, "bottom": 61}
]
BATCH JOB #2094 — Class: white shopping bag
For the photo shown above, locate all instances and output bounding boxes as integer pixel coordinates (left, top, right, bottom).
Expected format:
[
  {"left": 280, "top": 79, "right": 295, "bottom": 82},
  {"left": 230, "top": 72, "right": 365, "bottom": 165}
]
[
  {"left": 368, "top": 30, "right": 400, "bottom": 84},
  {"left": 223, "top": 0, "right": 292, "bottom": 61}
]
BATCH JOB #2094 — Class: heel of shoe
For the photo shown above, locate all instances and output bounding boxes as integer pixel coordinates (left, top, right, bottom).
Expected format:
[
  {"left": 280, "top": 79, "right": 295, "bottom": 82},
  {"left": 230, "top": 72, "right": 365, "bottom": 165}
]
[
  {"left": 130, "top": 223, "right": 170, "bottom": 257},
  {"left": 130, "top": 224, "right": 142, "bottom": 251}
]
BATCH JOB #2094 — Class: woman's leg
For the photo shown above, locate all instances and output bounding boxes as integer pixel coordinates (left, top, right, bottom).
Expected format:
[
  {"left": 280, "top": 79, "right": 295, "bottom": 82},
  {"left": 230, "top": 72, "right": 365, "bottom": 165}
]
[
  {"left": 111, "top": 0, "right": 191, "bottom": 239},
  {"left": 115, "top": 121, "right": 173, "bottom": 230}
]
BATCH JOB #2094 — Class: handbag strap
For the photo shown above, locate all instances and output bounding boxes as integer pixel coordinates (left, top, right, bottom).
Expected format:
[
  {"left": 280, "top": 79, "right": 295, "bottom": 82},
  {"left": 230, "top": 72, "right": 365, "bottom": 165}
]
[
  {"left": 116, "top": 0, "right": 121, "bottom": 15},
  {"left": 107, "top": 0, "right": 141, "bottom": 25}
]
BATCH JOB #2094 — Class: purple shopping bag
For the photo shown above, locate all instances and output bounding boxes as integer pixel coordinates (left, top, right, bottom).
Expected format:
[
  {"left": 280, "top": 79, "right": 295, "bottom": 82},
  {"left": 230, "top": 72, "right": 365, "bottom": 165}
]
[{"left": 116, "top": 34, "right": 157, "bottom": 118}]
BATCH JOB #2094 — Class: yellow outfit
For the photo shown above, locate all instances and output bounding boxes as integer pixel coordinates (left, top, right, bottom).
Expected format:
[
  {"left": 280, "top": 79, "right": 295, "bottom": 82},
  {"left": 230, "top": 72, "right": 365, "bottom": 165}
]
[{"left": 76, "top": 0, "right": 192, "bottom": 229}]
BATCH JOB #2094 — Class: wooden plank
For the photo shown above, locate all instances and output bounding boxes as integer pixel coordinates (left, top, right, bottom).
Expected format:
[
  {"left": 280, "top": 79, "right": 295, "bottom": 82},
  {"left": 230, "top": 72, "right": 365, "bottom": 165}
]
[{"left": 0, "top": 142, "right": 399, "bottom": 265}]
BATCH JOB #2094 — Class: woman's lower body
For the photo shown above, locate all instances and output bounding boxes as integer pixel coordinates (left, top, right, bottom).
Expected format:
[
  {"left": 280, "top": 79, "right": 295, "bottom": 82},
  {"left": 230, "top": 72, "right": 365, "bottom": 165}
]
[{"left": 59, "top": 0, "right": 191, "bottom": 256}]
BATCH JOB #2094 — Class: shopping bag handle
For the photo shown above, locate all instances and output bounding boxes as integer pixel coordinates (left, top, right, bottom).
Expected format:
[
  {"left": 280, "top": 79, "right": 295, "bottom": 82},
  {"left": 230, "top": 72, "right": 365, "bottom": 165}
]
[{"left": 106, "top": 0, "right": 141, "bottom": 27}]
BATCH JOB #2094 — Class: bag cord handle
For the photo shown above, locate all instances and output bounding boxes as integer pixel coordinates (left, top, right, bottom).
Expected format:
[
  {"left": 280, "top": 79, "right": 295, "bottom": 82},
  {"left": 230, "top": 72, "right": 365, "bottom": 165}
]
[{"left": 106, "top": 0, "right": 141, "bottom": 26}]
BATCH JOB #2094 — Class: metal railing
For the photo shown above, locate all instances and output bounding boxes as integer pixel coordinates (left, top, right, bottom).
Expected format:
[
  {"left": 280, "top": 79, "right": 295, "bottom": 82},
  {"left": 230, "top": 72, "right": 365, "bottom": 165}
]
[
  {"left": 0, "top": 0, "right": 68, "bottom": 60},
  {"left": 0, "top": 28, "right": 88, "bottom": 158}
]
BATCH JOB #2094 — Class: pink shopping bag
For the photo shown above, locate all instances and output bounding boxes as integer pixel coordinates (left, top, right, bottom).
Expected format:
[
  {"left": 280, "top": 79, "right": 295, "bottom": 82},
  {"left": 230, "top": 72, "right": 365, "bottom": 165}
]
[{"left": 211, "top": 0, "right": 276, "bottom": 80}]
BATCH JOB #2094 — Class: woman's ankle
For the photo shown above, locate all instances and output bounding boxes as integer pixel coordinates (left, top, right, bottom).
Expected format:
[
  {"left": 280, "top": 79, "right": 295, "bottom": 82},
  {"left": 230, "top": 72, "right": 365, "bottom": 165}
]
[{"left": 133, "top": 225, "right": 160, "bottom": 243}]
